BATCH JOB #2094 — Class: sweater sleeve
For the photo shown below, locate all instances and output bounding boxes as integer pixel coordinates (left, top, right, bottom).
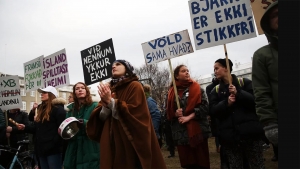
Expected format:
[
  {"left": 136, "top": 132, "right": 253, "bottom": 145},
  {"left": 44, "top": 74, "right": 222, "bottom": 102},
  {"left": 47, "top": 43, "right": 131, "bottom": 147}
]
[{"left": 252, "top": 51, "right": 277, "bottom": 124}]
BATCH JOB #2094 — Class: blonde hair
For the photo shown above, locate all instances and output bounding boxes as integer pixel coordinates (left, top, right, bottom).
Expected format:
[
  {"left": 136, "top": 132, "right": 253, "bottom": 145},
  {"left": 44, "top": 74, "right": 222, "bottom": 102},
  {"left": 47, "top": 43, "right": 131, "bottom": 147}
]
[{"left": 143, "top": 84, "right": 151, "bottom": 93}]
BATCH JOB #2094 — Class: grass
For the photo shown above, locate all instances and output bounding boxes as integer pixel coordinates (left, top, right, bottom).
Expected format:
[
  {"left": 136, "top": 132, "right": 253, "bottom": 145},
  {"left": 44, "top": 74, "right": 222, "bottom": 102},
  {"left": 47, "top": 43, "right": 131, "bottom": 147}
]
[{"left": 161, "top": 137, "right": 278, "bottom": 169}]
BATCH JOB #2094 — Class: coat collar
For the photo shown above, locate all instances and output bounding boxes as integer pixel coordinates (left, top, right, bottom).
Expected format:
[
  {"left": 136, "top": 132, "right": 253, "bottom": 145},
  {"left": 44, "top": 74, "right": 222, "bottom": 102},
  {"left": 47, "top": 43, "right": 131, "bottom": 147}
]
[
  {"left": 110, "top": 75, "right": 139, "bottom": 93},
  {"left": 52, "top": 97, "right": 67, "bottom": 106}
]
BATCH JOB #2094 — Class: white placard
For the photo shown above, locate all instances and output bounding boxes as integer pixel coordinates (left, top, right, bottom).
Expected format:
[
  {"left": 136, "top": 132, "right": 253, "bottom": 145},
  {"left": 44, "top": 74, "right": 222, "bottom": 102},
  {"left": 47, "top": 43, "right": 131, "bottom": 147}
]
[
  {"left": 188, "top": 0, "right": 257, "bottom": 50},
  {"left": 142, "top": 29, "right": 194, "bottom": 65},
  {"left": 42, "top": 49, "right": 70, "bottom": 88},
  {"left": 24, "top": 55, "right": 44, "bottom": 92},
  {"left": 0, "top": 76, "right": 23, "bottom": 110}
]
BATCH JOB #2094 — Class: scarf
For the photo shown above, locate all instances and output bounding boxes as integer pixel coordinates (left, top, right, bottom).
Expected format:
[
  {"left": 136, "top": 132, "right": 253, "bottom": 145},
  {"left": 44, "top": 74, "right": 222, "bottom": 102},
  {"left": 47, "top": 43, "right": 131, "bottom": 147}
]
[
  {"left": 166, "top": 79, "right": 203, "bottom": 147},
  {"left": 111, "top": 76, "right": 126, "bottom": 86}
]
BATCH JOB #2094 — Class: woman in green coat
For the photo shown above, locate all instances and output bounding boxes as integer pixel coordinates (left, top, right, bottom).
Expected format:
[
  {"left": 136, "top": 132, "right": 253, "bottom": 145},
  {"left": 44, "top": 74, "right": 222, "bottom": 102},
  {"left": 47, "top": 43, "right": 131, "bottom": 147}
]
[{"left": 63, "top": 82, "right": 100, "bottom": 169}]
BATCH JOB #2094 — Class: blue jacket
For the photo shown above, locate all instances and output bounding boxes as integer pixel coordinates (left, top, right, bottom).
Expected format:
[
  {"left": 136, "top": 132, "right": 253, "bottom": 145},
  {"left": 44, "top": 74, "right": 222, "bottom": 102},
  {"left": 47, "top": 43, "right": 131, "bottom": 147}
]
[{"left": 146, "top": 97, "right": 161, "bottom": 139}]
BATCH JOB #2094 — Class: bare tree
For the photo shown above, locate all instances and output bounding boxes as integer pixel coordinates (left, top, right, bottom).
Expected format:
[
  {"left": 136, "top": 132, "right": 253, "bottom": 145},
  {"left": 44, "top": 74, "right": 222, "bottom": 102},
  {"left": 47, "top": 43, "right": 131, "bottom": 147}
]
[
  {"left": 135, "top": 64, "right": 170, "bottom": 110},
  {"left": 135, "top": 62, "right": 201, "bottom": 110}
]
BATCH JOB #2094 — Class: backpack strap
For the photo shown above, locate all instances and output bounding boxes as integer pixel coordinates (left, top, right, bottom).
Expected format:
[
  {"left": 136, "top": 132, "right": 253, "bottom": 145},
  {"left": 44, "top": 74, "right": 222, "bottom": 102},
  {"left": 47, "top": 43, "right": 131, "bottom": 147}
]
[
  {"left": 238, "top": 78, "right": 244, "bottom": 87},
  {"left": 216, "top": 78, "right": 243, "bottom": 95},
  {"left": 215, "top": 84, "right": 221, "bottom": 99}
]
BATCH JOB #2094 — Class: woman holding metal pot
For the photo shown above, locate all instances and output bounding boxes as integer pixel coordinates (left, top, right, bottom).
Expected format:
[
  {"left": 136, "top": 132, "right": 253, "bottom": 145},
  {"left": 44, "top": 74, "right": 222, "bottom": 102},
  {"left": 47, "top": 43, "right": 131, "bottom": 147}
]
[{"left": 63, "top": 82, "right": 100, "bottom": 169}]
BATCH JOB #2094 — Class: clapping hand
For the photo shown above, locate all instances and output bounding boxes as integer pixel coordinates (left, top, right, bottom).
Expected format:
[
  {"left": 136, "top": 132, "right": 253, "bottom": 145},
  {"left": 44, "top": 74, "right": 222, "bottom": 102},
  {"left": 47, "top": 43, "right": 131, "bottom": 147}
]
[{"left": 98, "top": 83, "right": 112, "bottom": 107}]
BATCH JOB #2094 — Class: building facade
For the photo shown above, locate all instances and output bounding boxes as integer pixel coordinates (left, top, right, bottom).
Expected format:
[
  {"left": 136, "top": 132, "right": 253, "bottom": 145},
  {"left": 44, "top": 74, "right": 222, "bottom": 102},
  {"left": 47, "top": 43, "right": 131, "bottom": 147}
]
[
  {"left": 198, "top": 61, "right": 253, "bottom": 91},
  {"left": 0, "top": 72, "right": 99, "bottom": 113}
]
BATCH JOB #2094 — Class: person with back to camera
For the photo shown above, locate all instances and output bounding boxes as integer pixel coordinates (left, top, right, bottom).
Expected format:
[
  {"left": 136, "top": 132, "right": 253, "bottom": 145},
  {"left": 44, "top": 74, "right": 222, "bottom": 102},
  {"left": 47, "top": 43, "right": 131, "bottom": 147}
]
[
  {"left": 143, "top": 84, "right": 162, "bottom": 148},
  {"left": 86, "top": 59, "right": 167, "bottom": 169},
  {"left": 166, "top": 64, "right": 211, "bottom": 169},
  {"left": 252, "top": 0, "right": 278, "bottom": 162},
  {"left": 63, "top": 82, "right": 100, "bottom": 169},
  {"left": 17, "top": 86, "right": 66, "bottom": 169},
  {"left": 209, "top": 58, "right": 265, "bottom": 169}
]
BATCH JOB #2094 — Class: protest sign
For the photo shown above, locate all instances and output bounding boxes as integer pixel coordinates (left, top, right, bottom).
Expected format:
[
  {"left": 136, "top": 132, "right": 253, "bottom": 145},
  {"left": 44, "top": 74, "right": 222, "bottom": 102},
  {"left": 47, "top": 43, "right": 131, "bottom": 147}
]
[
  {"left": 188, "top": 0, "right": 257, "bottom": 50},
  {"left": 0, "top": 76, "right": 23, "bottom": 110},
  {"left": 250, "top": 0, "right": 276, "bottom": 35},
  {"left": 141, "top": 29, "right": 194, "bottom": 65},
  {"left": 81, "top": 38, "right": 116, "bottom": 86},
  {"left": 42, "top": 49, "right": 70, "bottom": 88},
  {"left": 24, "top": 55, "right": 44, "bottom": 92}
]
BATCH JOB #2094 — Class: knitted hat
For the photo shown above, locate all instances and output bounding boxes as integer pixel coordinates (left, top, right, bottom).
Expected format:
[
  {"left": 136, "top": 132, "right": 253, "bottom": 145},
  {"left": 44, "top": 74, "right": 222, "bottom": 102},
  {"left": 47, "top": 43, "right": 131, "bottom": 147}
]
[{"left": 113, "top": 59, "right": 134, "bottom": 73}]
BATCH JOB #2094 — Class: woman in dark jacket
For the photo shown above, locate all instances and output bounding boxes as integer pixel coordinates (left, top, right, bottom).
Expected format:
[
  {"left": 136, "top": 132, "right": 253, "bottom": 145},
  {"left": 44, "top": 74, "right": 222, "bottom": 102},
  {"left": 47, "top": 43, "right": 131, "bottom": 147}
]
[
  {"left": 209, "top": 58, "right": 265, "bottom": 169},
  {"left": 19, "top": 86, "right": 66, "bottom": 169}
]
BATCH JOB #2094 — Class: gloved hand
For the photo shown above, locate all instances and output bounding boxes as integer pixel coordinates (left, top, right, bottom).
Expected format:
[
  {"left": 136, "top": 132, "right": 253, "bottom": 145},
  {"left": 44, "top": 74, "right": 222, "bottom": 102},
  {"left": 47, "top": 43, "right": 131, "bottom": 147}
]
[
  {"left": 263, "top": 123, "right": 278, "bottom": 147},
  {"left": 77, "top": 119, "right": 84, "bottom": 128}
]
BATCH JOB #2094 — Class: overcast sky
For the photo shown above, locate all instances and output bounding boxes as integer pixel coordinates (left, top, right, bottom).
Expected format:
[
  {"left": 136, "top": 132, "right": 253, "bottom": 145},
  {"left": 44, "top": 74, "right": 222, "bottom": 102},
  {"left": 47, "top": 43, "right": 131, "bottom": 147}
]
[{"left": 0, "top": 0, "right": 268, "bottom": 90}]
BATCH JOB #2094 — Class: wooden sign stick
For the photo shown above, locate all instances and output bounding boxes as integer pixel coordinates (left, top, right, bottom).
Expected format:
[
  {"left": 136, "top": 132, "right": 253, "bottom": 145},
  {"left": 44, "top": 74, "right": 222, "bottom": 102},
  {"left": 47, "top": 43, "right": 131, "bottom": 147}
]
[
  {"left": 223, "top": 44, "right": 232, "bottom": 85},
  {"left": 9, "top": 118, "right": 19, "bottom": 126},
  {"left": 168, "top": 59, "right": 180, "bottom": 109}
]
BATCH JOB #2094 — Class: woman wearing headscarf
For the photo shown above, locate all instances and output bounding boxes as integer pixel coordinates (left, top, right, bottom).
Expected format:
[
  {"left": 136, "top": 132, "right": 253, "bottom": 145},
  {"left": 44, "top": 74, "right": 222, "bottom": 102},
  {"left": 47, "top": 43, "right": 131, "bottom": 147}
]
[
  {"left": 166, "top": 64, "right": 210, "bottom": 169},
  {"left": 63, "top": 82, "right": 100, "bottom": 169},
  {"left": 18, "top": 86, "right": 66, "bottom": 169},
  {"left": 86, "top": 59, "right": 167, "bottom": 169}
]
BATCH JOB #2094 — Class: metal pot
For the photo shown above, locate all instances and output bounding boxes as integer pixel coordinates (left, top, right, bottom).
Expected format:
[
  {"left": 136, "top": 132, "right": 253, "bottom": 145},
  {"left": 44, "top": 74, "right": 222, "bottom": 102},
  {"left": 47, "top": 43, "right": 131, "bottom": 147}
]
[{"left": 58, "top": 117, "right": 80, "bottom": 140}]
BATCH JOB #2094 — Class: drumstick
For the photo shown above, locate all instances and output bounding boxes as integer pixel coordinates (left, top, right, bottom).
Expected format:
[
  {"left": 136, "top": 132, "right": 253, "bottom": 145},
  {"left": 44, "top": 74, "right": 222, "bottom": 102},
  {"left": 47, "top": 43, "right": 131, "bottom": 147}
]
[{"left": 9, "top": 118, "right": 19, "bottom": 126}]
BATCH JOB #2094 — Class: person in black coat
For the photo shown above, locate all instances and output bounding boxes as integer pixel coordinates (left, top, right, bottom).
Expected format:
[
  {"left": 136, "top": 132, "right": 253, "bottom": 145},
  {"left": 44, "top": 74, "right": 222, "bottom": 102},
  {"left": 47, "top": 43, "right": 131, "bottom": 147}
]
[
  {"left": 0, "top": 108, "right": 29, "bottom": 168},
  {"left": 18, "top": 86, "right": 66, "bottom": 169},
  {"left": 206, "top": 77, "right": 220, "bottom": 152},
  {"left": 209, "top": 58, "right": 265, "bottom": 169}
]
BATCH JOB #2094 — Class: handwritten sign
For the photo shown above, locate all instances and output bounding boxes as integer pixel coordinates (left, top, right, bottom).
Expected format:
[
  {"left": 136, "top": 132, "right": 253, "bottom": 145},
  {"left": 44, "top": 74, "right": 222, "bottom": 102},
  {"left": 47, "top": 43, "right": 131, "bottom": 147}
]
[
  {"left": 81, "top": 38, "right": 116, "bottom": 86},
  {"left": 0, "top": 76, "right": 23, "bottom": 110},
  {"left": 43, "top": 49, "right": 70, "bottom": 88},
  {"left": 188, "top": 0, "right": 257, "bottom": 50},
  {"left": 251, "top": 0, "right": 276, "bottom": 35},
  {"left": 24, "top": 55, "right": 44, "bottom": 92},
  {"left": 141, "top": 29, "right": 194, "bottom": 65}
]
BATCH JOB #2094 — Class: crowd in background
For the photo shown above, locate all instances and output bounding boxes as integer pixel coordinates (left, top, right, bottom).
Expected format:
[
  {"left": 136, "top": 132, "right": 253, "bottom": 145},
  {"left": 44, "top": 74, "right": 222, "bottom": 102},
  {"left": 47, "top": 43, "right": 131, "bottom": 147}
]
[{"left": 0, "top": 2, "right": 278, "bottom": 168}]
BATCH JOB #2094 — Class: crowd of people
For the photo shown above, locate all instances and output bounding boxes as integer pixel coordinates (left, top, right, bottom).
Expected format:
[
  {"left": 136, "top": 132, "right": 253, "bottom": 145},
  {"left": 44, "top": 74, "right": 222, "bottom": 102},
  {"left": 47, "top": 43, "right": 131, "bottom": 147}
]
[{"left": 0, "top": 2, "right": 278, "bottom": 169}]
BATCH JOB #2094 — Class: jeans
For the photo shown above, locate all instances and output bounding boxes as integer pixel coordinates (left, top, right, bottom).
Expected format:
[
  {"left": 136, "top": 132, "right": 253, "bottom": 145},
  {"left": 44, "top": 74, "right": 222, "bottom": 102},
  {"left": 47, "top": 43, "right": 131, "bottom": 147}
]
[{"left": 39, "top": 153, "right": 62, "bottom": 169}]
